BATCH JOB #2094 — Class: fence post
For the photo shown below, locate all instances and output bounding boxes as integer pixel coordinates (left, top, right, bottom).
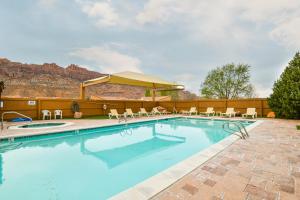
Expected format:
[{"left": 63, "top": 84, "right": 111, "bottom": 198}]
[
  {"left": 261, "top": 99, "right": 264, "bottom": 117},
  {"left": 37, "top": 99, "right": 41, "bottom": 120}
]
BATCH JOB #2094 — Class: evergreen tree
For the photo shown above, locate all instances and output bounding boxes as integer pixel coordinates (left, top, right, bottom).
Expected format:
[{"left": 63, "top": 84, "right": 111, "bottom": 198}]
[{"left": 268, "top": 52, "right": 300, "bottom": 119}]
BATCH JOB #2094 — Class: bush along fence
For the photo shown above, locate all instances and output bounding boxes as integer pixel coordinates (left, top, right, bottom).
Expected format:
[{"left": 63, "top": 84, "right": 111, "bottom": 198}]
[{"left": 0, "top": 97, "right": 270, "bottom": 120}]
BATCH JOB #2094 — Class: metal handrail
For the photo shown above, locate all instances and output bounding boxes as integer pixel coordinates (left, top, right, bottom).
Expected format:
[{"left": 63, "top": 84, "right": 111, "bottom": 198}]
[
  {"left": 1, "top": 111, "right": 33, "bottom": 130},
  {"left": 235, "top": 121, "right": 249, "bottom": 137},
  {"left": 222, "top": 121, "right": 249, "bottom": 139},
  {"left": 223, "top": 123, "right": 245, "bottom": 139},
  {"left": 118, "top": 113, "right": 128, "bottom": 124}
]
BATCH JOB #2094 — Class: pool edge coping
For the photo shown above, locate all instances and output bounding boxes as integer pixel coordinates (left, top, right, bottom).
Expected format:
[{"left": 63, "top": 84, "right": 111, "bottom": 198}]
[
  {"left": 8, "top": 122, "right": 74, "bottom": 130},
  {"left": 0, "top": 116, "right": 180, "bottom": 140},
  {"left": 109, "top": 119, "right": 264, "bottom": 200}
]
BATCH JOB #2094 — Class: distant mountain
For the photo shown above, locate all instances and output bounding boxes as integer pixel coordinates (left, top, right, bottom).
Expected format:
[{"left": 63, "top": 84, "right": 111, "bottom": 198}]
[{"left": 0, "top": 58, "right": 197, "bottom": 100}]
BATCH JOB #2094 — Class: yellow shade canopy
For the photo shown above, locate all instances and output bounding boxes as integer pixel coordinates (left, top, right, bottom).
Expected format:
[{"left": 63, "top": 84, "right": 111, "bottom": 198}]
[
  {"left": 80, "top": 71, "right": 184, "bottom": 100},
  {"left": 82, "top": 71, "right": 184, "bottom": 89}
]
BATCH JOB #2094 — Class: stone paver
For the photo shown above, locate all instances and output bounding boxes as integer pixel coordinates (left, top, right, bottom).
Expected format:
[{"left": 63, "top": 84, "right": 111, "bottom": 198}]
[{"left": 152, "top": 119, "right": 300, "bottom": 200}]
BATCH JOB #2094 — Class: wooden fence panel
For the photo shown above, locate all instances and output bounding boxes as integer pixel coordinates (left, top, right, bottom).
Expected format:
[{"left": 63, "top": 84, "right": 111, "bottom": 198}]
[
  {"left": 158, "top": 102, "right": 175, "bottom": 112},
  {"left": 124, "top": 101, "right": 143, "bottom": 113},
  {"left": 197, "top": 100, "right": 227, "bottom": 112},
  {"left": 0, "top": 98, "right": 37, "bottom": 119},
  {"left": 143, "top": 101, "right": 158, "bottom": 112},
  {"left": 0, "top": 97, "right": 270, "bottom": 120},
  {"left": 174, "top": 101, "right": 197, "bottom": 112}
]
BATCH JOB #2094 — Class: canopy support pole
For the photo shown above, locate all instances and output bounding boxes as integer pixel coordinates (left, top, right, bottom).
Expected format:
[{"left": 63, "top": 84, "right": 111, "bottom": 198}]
[
  {"left": 152, "top": 84, "right": 156, "bottom": 102},
  {"left": 80, "top": 83, "right": 86, "bottom": 100}
]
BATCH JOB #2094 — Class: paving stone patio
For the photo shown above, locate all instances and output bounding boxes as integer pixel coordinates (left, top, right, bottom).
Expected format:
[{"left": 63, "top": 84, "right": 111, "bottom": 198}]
[{"left": 152, "top": 119, "right": 300, "bottom": 200}]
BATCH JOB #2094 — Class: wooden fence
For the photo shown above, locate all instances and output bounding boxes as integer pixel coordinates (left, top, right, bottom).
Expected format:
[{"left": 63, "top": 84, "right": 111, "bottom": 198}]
[
  {"left": 0, "top": 97, "right": 270, "bottom": 120},
  {"left": 159, "top": 99, "right": 271, "bottom": 117}
]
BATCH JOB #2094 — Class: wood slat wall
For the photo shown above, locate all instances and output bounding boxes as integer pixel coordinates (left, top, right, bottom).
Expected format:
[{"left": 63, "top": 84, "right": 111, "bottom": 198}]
[
  {"left": 159, "top": 98, "right": 270, "bottom": 117},
  {"left": 0, "top": 97, "right": 270, "bottom": 120}
]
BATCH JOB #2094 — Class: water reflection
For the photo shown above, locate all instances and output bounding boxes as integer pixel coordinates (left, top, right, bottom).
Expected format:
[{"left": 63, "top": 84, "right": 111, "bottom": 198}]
[
  {"left": 80, "top": 124, "right": 186, "bottom": 168},
  {"left": 157, "top": 119, "right": 230, "bottom": 143}
]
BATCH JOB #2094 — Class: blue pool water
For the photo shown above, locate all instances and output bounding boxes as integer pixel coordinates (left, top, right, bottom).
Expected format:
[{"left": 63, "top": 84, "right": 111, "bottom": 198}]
[{"left": 0, "top": 118, "right": 253, "bottom": 199}]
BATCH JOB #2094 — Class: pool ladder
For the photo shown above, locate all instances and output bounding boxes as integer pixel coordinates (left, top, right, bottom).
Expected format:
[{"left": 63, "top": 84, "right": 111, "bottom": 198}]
[
  {"left": 222, "top": 121, "right": 249, "bottom": 139},
  {"left": 118, "top": 113, "right": 128, "bottom": 124},
  {"left": 1, "top": 111, "right": 33, "bottom": 130}
]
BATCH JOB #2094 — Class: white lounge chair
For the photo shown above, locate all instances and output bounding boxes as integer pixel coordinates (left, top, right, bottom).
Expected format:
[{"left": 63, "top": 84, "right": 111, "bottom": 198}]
[
  {"left": 181, "top": 107, "right": 198, "bottom": 115},
  {"left": 161, "top": 109, "right": 171, "bottom": 115},
  {"left": 156, "top": 106, "right": 171, "bottom": 115},
  {"left": 125, "top": 108, "right": 139, "bottom": 118},
  {"left": 108, "top": 109, "right": 125, "bottom": 119},
  {"left": 221, "top": 108, "right": 236, "bottom": 118},
  {"left": 139, "top": 108, "right": 151, "bottom": 117},
  {"left": 201, "top": 107, "right": 215, "bottom": 116},
  {"left": 190, "top": 107, "right": 198, "bottom": 115},
  {"left": 42, "top": 110, "right": 51, "bottom": 120},
  {"left": 180, "top": 107, "right": 198, "bottom": 115},
  {"left": 54, "top": 110, "right": 63, "bottom": 119},
  {"left": 242, "top": 108, "right": 257, "bottom": 119},
  {"left": 151, "top": 107, "right": 162, "bottom": 115}
]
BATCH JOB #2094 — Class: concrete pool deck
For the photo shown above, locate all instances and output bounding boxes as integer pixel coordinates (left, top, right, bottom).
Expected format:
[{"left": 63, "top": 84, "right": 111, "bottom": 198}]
[
  {"left": 1, "top": 116, "right": 299, "bottom": 199},
  {"left": 152, "top": 119, "right": 300, "bottom": 200}
]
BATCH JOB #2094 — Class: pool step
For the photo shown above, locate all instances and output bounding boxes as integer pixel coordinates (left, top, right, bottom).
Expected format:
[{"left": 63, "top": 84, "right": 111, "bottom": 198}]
[{"left": 222, "top": 121, "right": 249, "bottom": 139}]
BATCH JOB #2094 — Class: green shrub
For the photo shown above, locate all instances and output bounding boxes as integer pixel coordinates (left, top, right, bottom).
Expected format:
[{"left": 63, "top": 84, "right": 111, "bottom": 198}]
[
  {"left": 71, "top": 101, "right": 80, "bottom": 113},
  {"left": 145, "top": 89, "right": 151, "bottom": 97},
  {"left": 268, "top": 52, "right": 300, "bottom": 119}
]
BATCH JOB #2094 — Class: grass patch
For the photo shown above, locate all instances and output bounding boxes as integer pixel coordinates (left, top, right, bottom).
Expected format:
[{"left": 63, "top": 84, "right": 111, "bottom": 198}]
[
  {"left": 64, "top": 115, "right": 109, "bottom": 120},
  {"left": 83, "top": 115, "right": 110, "bottom": 120},
  {"left": 297, "top": 125, "right": 300, "bottom": 130}
]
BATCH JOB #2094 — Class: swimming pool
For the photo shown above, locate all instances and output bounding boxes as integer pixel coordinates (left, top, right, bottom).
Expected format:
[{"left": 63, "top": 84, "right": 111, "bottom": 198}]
[{"left": 0, "top": 118, "right": 253, "bottom": 199}]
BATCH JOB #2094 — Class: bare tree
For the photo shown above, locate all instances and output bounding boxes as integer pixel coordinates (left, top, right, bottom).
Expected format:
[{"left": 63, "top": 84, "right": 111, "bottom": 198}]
[{"left": 201, "top": 63, "right": 254, "bottom": 99}]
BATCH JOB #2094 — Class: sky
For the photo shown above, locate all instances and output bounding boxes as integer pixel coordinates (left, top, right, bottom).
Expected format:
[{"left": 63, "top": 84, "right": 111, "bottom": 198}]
[{"left": 0, "top": 0, "right": 299, "bottom": 97}]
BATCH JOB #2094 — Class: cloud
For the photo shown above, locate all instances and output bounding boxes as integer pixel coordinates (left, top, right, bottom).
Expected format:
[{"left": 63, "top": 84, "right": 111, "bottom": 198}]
[
  {"left": 270, "top": 17, "right": 300, "bottom": 50},
  {"left": 78, "top": 1, "right": 120, "bottom": 27},
  {"left": 69, "top": 46, "right": 142, "bottom": 73},
  {"left": 136, "top": 0, "right": 177, "bottom": 24},
  {"left": 38, "top": 0, "right": 57, "bottom": 8},
  {"left": 238, "top": 0, "right": 300, "bottom": 49},
  {"left": 254, "top": 84, "right": 273, "bottom": 98},
  {"left": 136, "top": 0, "right": 300, "bottom": 48},
  {"left": 74, "top": 0, "right": 300, "bottom": 49},
  {"left": 136, "top": 0, "right": 253, "bottom": 46},
  {"left": 174, "top": 73, "right": 200, "bottom": 93}
]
